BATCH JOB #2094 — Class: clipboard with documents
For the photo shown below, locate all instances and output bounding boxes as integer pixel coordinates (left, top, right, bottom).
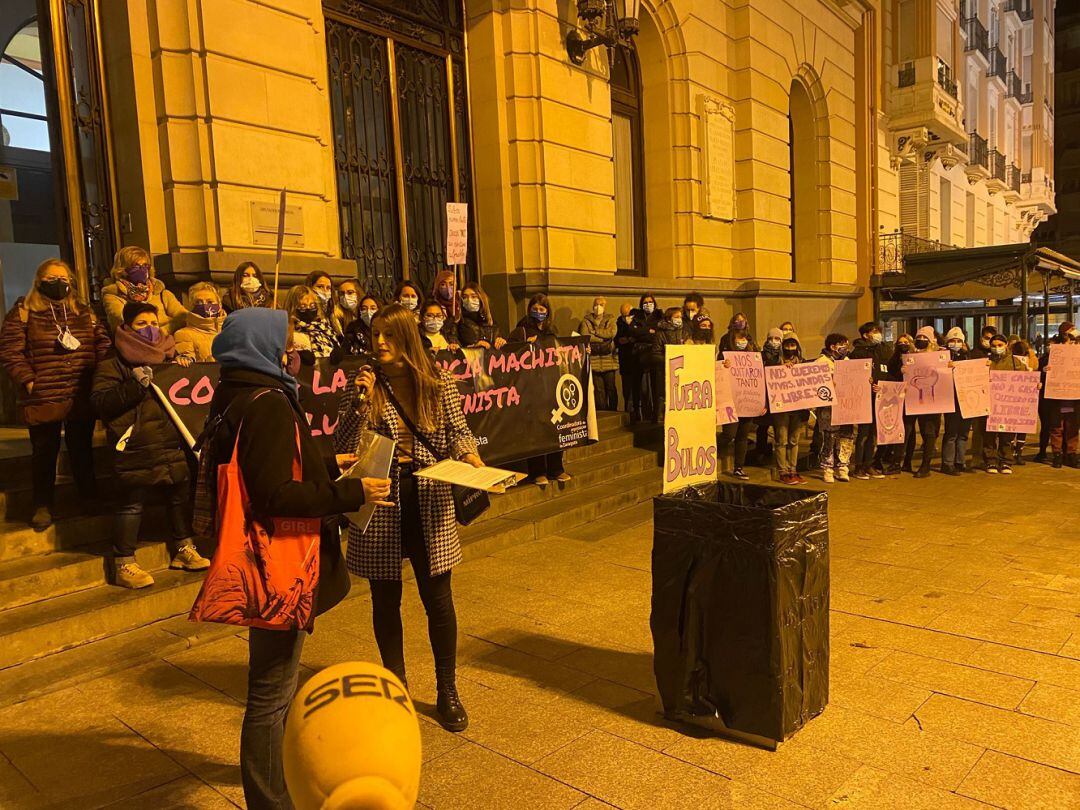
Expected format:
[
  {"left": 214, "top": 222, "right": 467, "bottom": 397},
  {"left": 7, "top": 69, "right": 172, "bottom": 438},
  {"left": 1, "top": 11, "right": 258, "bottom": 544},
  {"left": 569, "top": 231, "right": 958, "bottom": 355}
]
[{"left": 413, "top": 460, "right": 526, "bottom": 494}]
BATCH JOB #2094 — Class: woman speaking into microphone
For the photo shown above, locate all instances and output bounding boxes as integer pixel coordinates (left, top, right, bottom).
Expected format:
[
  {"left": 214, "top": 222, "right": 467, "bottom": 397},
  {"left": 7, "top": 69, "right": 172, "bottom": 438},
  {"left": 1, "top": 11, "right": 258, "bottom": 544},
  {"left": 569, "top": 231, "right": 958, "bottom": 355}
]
[{"left": 335, "top": 303, "right": 483, "bottom": 732}]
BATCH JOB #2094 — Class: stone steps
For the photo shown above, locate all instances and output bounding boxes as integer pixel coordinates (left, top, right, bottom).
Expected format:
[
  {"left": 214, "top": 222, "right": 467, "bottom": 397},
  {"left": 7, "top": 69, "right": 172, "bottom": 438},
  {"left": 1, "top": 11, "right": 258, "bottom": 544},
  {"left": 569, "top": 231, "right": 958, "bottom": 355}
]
[{"left": 0, "top": 413, "right": 660, "bottom": 677}]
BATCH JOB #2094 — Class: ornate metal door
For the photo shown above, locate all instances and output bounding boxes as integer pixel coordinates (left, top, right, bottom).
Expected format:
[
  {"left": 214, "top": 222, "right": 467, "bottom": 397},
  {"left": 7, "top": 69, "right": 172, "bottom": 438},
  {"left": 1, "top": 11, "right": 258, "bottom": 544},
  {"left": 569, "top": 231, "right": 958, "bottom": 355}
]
[{"left": 324, "top": 0, "right": 474, "bottom": 300}]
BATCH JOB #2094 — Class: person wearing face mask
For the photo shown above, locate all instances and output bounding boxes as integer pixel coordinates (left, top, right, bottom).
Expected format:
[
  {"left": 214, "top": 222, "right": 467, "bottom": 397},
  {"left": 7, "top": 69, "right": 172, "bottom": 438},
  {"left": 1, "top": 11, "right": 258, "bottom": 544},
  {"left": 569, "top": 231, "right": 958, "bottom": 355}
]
[
  {"left": 615, "top": 303, "right": 642, "bottom": 421},
  {"left": 718, "top": 327, "right": 755, "bottom": 479},
  {"left": 967, "top": 324, "right": 998, "bottom": 462},
  {"left": 335, "top": 279, "right": 362, "bottom": 332},
  {"left": 969, "top": 324, "right": 997, "bottom": 359},
  {"left": 629, "top": 294, "right": 663, "bottom": 421},
  {"left": 420, "top": 301, "right": 459, "bottom": 353},
  {"left": 339, "top": 293, "right": 382, "bottom": 358},
  {"left": 510, "top": 294, "right": 572, "bottom": 483},
  {"left": 394, "top": 281, "right": 424, "bottom": 324},
  {"left": 578, "top": 296, "right": 619, "bottom": 411},
  {"left": 981, "top": 333, "right": 1027, "bottom": 474},
  {"left": 91, "top": 302, "right": 207, "bottom": 589},
  {"left": 101, "top": 246, "right": 187, "bottom": 336},
  {"left": 431, "top": 270, "right": 462, "bottom": 328},
  {"left": 878, "top": 333, "right": 914, "bottom": 475},
  {"left": 1040, "top": 322, "right": 1080, "bottom": 468},
  {"left": 681, "top": 292, "right": 711, "bottom": 342},
  {"left": 815, "top": 333, "right": 856, "bottom": 483},
  {"left": 223, "top": 261, "right": 272, "bottom": 312},
  {"left": 939, "top": 327, "right": 972, "bottom": 475},
  {"left": 197, "top": 307, "right": 384, "bottom": 809},
  {"left": 752, "top": 327, "right": 786, "bottom": 465},
  {"left": 286, "top": 285, "right": 340, "bottom": 360},
  {"left": 1009, "top": 338, "right": 1037, "bottom": 466},
  {"left": 0, "top": 259, "right": 111, "bottom": 530},
  {"left": 457, "top": 282, "right": 506, "bottom": 350},
  {"left": 719, "top": 312, "right": 757, "bottom": 353},
  {"left": 848, "top": 322, "right": 891, "bottom": 478},
  {"left": 773, "top": 332, "right": 808, "bottom": 485},
  {"left": 900, "top": 326, "right": 942, "bottom": 478},
  {"left": 304, "top": 271, "right": 342, "bottom": 332},
  {"left": 174, "top": 282, "right": 226, "bottom": 362},
  {"left": 643, "top": 307, "right": 686, "bottom": 416}
]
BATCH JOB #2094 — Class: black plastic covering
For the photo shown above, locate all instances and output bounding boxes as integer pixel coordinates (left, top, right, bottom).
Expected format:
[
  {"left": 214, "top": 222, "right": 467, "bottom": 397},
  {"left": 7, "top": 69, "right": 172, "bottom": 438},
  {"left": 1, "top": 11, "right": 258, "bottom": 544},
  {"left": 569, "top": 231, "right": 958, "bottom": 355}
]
[{"left": 650, "top": 481, "right": 830, "bottom": 746}]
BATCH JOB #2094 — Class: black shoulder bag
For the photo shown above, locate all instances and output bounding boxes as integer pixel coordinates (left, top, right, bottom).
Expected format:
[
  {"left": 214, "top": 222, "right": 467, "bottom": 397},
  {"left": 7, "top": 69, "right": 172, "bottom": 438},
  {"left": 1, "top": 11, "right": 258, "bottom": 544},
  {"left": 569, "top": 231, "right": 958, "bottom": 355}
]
[{"left": 381, "top": 383, "right": 490, "bottom": 526}]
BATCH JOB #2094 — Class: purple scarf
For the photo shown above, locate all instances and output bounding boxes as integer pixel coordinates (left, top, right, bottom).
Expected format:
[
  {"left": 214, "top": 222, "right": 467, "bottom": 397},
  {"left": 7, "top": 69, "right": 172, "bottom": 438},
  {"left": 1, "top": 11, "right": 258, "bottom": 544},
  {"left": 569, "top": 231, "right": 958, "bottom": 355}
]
[{"left": 114, "top": 324, "right": 177, "bottom": 366}]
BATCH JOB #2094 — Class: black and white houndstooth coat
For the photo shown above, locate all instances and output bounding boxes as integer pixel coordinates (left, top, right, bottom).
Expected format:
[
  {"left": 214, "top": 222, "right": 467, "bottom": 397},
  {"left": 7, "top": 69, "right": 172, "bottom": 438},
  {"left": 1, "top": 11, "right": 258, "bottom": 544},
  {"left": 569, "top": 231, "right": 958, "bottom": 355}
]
[{"left": 335, "top": 367, "right": 478, "bottom": 580}]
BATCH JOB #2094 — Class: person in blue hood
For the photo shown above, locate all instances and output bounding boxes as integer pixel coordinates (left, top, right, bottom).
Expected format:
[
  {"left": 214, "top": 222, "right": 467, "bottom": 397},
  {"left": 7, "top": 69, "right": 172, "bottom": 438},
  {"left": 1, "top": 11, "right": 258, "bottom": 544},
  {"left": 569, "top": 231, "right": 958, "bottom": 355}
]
[{"left": 195, "top": 307, "right": 391, "bottom": 809}]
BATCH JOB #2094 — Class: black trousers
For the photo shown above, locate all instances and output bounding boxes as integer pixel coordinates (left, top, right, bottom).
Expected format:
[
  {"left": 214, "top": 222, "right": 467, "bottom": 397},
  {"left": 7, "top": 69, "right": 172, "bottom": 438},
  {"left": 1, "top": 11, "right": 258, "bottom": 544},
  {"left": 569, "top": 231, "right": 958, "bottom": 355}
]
[
  {"left": 621, "top": 365, "right": 641, "bottom": 416},
  {"left": 369, "top": 470, "right": 457, "bottom": 684},
  {"left": 641, "top": 361, "right": 663, "bottom": 420},
  {"left": 593, "top": 369, "right": 618, "bottom": 411},
  {"left": 718, "top": 418, "right": 753, "bottom": 469},
  {"left": 28, "top": 418, "right": 97, "bottom": 509},
  {"left": 113, "top": 481, "right": 192, "bottom": 558}
]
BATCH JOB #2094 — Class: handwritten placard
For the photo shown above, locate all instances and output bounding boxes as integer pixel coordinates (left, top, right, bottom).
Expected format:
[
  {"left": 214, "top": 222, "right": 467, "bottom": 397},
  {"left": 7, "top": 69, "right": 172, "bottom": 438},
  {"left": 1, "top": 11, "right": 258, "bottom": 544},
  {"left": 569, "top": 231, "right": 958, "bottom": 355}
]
[
  {"left": 1045, "top": 343, "right": 1080, "bottom": 400},
  {"left": 764, "top": 359, "right": 835, "bottom": 413},
  {"left": 445, "top": 202, "right": 468, "bottom": 266},
  {"left": 902, "top": 351, "right": 955, "bottom": 415},
  {"left": 664, "top": 345, "right": 718, "bottom": 492},
  {"left": 723, "top": 351, "right": 766, "bottom": 417},
  {"left": 988, "top": 371, "right": 1041, "bottom": 433},
  {"left": 875, "top": 381, "right": 906, "bottom": 445},
  {"left": 832, "top": 359, "right": 872, "bottom": 426},
  {"left": 952, "top": 359, "right": 991, "bottom": 418},
  {"left": 714, "top": 362, "right": 738, "bottom": 426}
]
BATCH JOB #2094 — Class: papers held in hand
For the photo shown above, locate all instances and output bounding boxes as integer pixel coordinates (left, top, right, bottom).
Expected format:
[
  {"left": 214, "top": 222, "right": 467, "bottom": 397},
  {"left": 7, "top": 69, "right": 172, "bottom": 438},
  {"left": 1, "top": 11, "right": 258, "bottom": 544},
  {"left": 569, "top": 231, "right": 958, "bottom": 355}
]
[
  {"left": 337, "top": 431, "right": 396, "bottom": 532},
  {"left": 414, "top": 460, "right": 526, "bottom": 494}
]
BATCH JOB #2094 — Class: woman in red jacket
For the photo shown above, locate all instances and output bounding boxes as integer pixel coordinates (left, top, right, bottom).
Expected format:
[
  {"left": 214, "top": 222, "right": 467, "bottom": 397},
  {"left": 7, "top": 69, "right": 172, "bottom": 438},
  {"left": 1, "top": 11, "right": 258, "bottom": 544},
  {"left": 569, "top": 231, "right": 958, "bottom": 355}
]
[{"left": 0, "top": 259, "right": 111, "bottom": 529}]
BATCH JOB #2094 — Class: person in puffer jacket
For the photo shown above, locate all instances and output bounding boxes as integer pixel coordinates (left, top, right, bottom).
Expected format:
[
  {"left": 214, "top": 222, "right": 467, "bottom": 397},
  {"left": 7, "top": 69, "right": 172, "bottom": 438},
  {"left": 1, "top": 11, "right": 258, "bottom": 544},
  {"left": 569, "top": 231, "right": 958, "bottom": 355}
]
[
  {"left": 91, "top": 302, "right": 209, "bottom": 590},
  {"left": 0, "top": 258, "right": 111, "bottom": 530},
  {"left": 902, "top": 326, "right": 943, "bottom": 478},
  {"left": 773, "top": 331, "right": 808, "bottom": 485},
  {"left": 848, "top": 321, "right": 892, "bottom": 478},
  {"left": 981, "top": 332, "right": 1027, "bottom": 474},
  {"left": 940, "top": 326, "right": 974, "bottom": 474}
]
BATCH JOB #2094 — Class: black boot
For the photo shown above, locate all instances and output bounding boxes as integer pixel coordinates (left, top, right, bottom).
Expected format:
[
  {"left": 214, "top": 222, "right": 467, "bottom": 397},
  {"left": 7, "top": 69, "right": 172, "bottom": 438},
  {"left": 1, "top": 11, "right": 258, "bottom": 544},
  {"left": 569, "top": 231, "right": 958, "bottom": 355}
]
[
  {"left": 436, "top": 672, "right": 468, "bottom": 732},
  {"left": 387, "top": 664, "right": 408, "bottom": 693},
  {"left": 1014, "top": 450, "right": 1026, "bottom": 466},
  {"left": 1067, "top": 454, "right": 1080, "bottom": 469},
  {"left": 914, "top": 439, "right": 936, "bottom": 478},
  {"left": 1053, "top": 454, "right": 1064, "bottom": 468}
]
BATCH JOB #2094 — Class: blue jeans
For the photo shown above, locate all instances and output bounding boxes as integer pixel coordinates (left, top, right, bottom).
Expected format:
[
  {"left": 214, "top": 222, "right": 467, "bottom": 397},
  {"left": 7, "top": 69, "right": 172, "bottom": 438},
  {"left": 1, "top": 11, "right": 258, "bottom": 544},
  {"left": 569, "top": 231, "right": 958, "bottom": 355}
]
[
  {"left": 113, "top": 481, "right": 192, "bottom": 559},
  {"left": 241, "top": 627, "right": 306, "bottom": 809},
  {"left": 941, "top": 412, "right": 971, "bottom": 469}
]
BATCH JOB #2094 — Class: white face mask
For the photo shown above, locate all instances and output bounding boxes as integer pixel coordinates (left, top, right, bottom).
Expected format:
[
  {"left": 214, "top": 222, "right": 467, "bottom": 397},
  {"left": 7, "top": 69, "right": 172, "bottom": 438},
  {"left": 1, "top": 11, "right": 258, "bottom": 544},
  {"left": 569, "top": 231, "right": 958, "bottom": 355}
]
[
  {"left": 643, "top": 303, "right": 655, "bottom": 314},
  {"left": 991, "top": 346, "right": 1006, "bottom": 356},
  {"left": 340, "top": 293, "right": 358, "bottom": 311},
  {"left": 593, "top": 304, "right": 605, "bottom": 317},
  {"left": 360, "top": 310, "right": 376, "bottom": 325},
  {"left": 671, "top": 318, "right": 683, "bottom": 329},
  {"left": 315, "top": 289, "right": 331, "bottom": 305},
  {"left": 462, "top": 297, "right": 480, "bottom": 313},
  {"left": 869, "top": 332, "right": 883, "bottom": 344},
  {"left": 424, "top": 318, "right": 444, "bottom": 334},
  {"left": 947, "top": 341, "right": 963, "bottom": 351},
  {"left": 400, "top": 296, "right": 418, "bottom": 311},
  {"left": 240, "top": 276, "right": 261, "bottom": 293}
]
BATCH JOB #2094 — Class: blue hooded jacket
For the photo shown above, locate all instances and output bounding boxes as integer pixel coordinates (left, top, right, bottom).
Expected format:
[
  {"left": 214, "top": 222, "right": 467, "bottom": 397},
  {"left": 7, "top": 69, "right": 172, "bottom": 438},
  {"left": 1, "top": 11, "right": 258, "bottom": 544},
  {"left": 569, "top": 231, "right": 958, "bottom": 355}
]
[{"left": 212, "top": 308, "right": 299, "bottom": 398}]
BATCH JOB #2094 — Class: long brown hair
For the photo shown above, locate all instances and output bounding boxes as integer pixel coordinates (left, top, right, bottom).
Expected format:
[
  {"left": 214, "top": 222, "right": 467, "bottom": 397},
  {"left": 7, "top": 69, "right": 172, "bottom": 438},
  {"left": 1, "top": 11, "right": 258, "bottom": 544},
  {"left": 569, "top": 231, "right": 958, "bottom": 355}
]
[
  {"left": 231, "top": 261, "right": 266, "bottom": 307},
  {"left": 462, "top": 281, "right": 493, "bottom": 326},
  {"left": 371, "top": 303, "right": 442, "bottom": 433},
  {"left": 24, "top": 259, "right": 84, "bottom": 314}
]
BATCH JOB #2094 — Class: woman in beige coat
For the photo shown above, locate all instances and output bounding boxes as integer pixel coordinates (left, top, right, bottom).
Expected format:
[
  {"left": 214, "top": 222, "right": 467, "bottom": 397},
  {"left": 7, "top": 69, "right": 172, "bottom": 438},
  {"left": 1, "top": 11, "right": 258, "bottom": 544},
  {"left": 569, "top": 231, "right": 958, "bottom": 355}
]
[
  {"left": 174, "top": 282, "right": 226, "bottom": 361},
  {"left": 101, "top": 246, "right": 187, "bottom": 335}
]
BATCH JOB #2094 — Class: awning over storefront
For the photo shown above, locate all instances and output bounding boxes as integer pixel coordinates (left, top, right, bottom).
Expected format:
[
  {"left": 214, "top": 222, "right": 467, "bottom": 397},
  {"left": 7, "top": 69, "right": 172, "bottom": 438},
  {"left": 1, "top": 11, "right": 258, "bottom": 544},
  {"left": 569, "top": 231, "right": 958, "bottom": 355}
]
[{"left": 874, "top": 243, "right": 1080, "bottom": 302}]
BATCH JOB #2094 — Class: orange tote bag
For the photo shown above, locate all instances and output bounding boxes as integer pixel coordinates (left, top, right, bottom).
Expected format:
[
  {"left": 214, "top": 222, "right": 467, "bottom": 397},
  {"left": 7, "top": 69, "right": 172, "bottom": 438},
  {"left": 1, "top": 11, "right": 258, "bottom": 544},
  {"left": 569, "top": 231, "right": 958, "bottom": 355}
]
[{"left": 190, "top": 411, "right": 320, "bottom": 632}]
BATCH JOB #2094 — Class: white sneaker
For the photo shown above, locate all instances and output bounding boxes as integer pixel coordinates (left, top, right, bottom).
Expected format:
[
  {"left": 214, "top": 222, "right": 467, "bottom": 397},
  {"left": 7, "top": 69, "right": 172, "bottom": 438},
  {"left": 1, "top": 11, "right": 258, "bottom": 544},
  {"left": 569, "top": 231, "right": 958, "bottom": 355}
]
[
  {"left": 822, "top": 468, "right": 835, "bottom": 484},
  {"left": 836, "top": 467, "right": 850, "bottom": 482},
  {"left": 115, "top": 561, "right": 154, "bottom": 589},
  {"left": 171, "top": 543, "right": 211, "bottom": 571}
]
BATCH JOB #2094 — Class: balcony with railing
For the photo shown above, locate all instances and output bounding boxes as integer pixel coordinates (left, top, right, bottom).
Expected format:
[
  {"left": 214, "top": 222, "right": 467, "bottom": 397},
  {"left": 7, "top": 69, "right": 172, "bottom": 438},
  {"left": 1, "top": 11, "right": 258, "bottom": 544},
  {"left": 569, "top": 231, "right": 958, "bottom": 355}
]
[
  {"left": 878, "top": 230, "right": 959, "bottom": 274},
  {"left": 937, "top": 59, "right": 958, "bottom": 99},
  {"left": 1017, "top": 0, "right": 1033, "bottom": 21},
  {"left": 897, "top": 62, "right": 915, "bottom": 88},
  {"left": 1005, "top": 164, "right": 1022, "bottom": 198},
  {"left": 963, "top": 16, "right": 989, "bottom": 59},
  {"left": 1007, "top": 71, "right": 1023, "bottom": 99},
  {"left": 1019, "top": 83, "right": 1033, "bottom": 104},
  {"left": 987, "top": 48, "right": 1007, "bottom": 84},
  {"left": 986, "top": 148, "right": 1007, "bottom": 193}
]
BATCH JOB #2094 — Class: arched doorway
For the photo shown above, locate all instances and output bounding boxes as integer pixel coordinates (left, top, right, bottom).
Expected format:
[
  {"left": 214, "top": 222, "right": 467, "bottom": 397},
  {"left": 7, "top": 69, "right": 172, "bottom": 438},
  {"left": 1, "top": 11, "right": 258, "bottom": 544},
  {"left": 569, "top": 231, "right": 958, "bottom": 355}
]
[
  {"left": 789, "top": 79, "right": 820, "bottom": 283},
  {"left": 611, "top": 44, "right": 645, "bottom": 275}
]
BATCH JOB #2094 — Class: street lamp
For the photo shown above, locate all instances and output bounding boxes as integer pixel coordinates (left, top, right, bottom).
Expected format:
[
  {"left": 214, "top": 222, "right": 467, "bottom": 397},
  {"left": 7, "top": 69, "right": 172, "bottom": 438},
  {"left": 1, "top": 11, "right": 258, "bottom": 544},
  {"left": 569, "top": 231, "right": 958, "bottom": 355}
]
[{"left": 566, "top": 0, "right": 642, "bottom": 65}]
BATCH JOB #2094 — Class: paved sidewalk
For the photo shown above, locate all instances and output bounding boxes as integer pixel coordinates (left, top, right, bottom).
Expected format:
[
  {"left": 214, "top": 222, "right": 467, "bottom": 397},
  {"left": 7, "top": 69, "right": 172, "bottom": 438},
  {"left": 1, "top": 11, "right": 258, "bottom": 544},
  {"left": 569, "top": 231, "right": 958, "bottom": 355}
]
[{"left": 1, "top": 463, "right": 1079, "bottom": 808}]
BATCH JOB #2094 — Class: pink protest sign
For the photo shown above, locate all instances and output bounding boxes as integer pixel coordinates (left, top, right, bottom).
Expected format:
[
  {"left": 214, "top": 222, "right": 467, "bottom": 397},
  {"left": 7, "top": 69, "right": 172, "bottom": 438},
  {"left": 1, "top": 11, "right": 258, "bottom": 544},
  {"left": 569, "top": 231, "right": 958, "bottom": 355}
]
[
  {"left": 952, "top": 359, "right": 991, "bottom": 418},
  {"left": 714, "top": 362, "right": 738, "bottom": 426},
  {"left": 832, "top": 359, "right": 872, "bottom": 426},
  {"left": 875, "top": 381, "right": 906, "bottom": 445},
  {"left": 1045, "top": 343, "right": 1080, "bottom": 401},
  {"left": 988, "top": 371, "right": 1041, "bottom": 433},
  {"left": 764, "top": 359, "right": 835, "bottom": 414},
  {"left": 902, "top": 350, "right": 955, "bottom": 415},
  {"left": 723, "top": 352, "right": 766, "bottom": 417}
]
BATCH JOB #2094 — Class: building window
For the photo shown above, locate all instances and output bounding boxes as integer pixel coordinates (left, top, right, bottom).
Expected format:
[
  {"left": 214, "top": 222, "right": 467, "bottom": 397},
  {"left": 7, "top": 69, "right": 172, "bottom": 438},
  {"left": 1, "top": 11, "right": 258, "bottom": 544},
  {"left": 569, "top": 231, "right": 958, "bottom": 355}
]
[
  {"left": 940, "top": 178, "right": 951, "bottom": 245},
  {"left": 0, "top": 19, "right": 49, "bottom": 152},
  {"left": 966, "top": 190, "right": 975, "bottom": 247},
  {"left": 789, "top": 79, "right": 820, "bottom": 283},
  {"left": 611, "top": 45, "right": 644, "bottom": 274}
]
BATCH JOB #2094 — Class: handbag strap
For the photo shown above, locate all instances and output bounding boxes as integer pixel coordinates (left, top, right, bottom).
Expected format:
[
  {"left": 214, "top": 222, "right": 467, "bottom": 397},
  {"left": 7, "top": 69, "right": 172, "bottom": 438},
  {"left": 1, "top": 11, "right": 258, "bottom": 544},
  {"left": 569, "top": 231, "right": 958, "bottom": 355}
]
[{"left": 380, "top": 376, "right": 446, "bottom": 463}]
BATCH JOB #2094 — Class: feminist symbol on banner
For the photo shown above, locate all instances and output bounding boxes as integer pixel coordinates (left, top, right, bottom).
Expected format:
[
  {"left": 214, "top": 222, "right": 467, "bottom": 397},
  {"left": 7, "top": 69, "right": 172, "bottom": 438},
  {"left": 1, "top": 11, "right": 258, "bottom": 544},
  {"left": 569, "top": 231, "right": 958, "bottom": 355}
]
[{"left": 551, "top": 373, "right": 584, "bottom": 424}]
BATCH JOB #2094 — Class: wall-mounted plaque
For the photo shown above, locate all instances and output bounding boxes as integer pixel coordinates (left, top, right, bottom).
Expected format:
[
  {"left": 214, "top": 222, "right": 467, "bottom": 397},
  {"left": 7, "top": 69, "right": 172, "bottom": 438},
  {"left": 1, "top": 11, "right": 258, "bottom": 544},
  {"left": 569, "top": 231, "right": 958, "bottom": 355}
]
[
  {"left": 250, "top": 200, "right": 304, "bottom": 248},
  {"left": 701, "top": 96, "right": 736, "bottom": 221}
]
